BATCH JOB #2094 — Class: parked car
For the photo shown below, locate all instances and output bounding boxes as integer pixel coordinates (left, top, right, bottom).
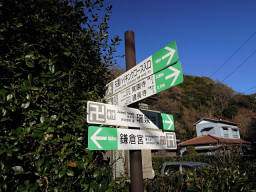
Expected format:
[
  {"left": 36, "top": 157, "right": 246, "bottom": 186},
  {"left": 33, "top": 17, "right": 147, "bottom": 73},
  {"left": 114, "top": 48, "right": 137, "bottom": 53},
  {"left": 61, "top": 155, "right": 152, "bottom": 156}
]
[{"left": 160, "top": 162, "right": 209, "bottom": 176}]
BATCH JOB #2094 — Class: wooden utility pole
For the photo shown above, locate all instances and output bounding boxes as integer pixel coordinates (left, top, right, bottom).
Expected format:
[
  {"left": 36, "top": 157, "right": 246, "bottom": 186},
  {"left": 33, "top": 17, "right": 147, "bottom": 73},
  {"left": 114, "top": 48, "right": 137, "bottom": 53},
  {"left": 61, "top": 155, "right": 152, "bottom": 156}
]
[{"left": 125, "top": 30, "right": 144, "bottom": 192}]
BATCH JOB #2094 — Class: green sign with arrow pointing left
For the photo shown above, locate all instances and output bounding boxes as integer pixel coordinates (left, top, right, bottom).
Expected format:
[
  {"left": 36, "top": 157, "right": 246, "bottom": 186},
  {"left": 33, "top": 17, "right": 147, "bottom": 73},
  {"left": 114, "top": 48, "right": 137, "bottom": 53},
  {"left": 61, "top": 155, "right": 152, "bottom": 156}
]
[
  {"left": 88, "top": 126, "right": 118, "bottom": 150},
  {"left": 88, "top": 126, "right": 177, "bottom": 151}
]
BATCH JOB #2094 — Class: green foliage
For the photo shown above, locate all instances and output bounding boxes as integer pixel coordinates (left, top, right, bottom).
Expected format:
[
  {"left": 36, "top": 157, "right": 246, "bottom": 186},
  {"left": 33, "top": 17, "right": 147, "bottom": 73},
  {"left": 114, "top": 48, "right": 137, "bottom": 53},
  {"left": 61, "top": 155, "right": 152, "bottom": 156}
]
[
  {"left": 145, "top": 165, "right": 255, "bottom": 192},
  {"left": 150, "top": 155, "right": 256, "bottom": 191},
  {"left": 223, "top": 105, "right": 238, "bottom": 119},
  {"left": 232, "top": 94, "right": 256, "bottom": 112},
  {"left": 0, "top": 0, "right": 124, "bottom": 191},
  {"left": 186, "top": 146, "right": 198, "bottom": 155},
  {"left": 180, "top": 76, "right": 214, "bottom": 109}
]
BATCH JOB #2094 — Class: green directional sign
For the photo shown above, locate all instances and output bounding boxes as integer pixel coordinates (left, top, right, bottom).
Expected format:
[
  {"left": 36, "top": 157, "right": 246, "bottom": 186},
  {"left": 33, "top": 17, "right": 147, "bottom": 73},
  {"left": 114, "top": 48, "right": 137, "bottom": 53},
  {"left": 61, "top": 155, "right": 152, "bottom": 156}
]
[
  {"left": 88, "top": 126, "right": 177, "bottom": 150},
  {"left": 107, "top": 61, "right": 184, "bottom": 106},
  {"left": 152, "top": 41, "right": 178, "bottom": 73},
  {"left": 155, "top": 61, "right": 183, "bottom": 93},
  {"left": 105, "top": 40, "right": 179, "bottom": 98},
  {"left": 160, "top": 113, "right": 175, "bottom": 131},
  {"left": 88, "top": 126, "right": 118, "bottom": 150}
]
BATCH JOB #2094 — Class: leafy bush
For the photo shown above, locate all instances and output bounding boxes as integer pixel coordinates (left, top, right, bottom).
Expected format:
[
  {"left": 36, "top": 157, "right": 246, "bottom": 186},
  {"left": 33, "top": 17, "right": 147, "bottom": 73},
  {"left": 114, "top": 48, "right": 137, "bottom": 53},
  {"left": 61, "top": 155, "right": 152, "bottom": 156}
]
[
  {"left": 148, "top": 161, "right": 256, "bottom": 192},
  {"left": 0, "top": 0, "right": 125, "bottom": 191},
  {"left": 151, "top": 154, "right": 256, "bottom": 191}
]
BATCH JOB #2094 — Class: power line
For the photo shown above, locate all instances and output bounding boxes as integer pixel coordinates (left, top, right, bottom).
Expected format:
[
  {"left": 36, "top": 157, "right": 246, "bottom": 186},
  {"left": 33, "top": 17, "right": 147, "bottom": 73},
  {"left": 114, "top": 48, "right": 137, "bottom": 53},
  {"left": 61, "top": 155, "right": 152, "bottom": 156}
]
[
  {"left": 209, "top": 31, "right": 256, "bottom": 78},
  {"left": 242, "top": 86, "right": 256, "bottom": 94},
  {"left": 222, "top": 48, "right": 256, "bottom": 82}
]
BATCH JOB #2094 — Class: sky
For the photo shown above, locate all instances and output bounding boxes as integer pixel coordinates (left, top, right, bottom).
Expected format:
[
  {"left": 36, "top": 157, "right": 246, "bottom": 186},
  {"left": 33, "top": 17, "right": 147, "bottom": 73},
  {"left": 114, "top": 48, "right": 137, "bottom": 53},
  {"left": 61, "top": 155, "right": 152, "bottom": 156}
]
[{"left": 105, "top": 0, "right": 256, "bottom": 95}]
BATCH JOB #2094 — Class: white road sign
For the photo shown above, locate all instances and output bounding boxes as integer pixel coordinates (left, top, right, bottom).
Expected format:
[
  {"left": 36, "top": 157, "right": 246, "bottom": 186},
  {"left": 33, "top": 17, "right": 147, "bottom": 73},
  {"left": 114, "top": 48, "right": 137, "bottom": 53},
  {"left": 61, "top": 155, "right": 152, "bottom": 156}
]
[
  {"left": 88, "top": 126, "right": 177, "bottom": 150},
  {"left": 105, "top": 56, "right": 153, "bottom": 98},
  {"left": 105, "top": 41, "right": 178, "bottom": 98},
  {"left": 106, "top": 61, "right": 183, "bottom": 106},
  {"left": 87, "top": 101, "right": 175, "bottom": 131}
]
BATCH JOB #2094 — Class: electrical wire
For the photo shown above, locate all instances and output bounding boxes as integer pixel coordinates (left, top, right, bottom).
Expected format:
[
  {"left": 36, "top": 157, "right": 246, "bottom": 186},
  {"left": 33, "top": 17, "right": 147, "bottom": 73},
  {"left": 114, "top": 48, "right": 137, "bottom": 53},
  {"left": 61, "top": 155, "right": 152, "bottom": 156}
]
[
  {"left": 222, "top": 49, "right": 256, "bottom": 82},
  {"left": 209, "top": 31, "right": 256, "bottom": 78},
  {"left": 242, "top": 86, "right": 256, "bottom": 94}
]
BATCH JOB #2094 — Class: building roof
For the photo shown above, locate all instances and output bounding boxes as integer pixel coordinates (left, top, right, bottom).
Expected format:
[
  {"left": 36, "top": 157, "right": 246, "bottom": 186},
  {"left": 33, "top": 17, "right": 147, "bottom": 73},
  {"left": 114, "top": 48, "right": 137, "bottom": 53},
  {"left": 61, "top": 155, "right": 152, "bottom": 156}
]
[
  {"left": 178, "top": 135, "right": 250, "bottom": 147},
  {"left": 193, "top": 117, "right": 239, "bottom": 126}
]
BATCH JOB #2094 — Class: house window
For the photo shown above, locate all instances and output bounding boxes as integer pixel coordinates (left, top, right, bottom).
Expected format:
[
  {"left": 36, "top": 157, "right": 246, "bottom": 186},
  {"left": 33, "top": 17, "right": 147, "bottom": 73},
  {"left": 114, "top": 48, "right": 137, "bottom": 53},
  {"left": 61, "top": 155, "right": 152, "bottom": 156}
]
[
  {"left": 201, "top": 127, "right": 214, "bottom": 136},
  {"left": 232, "top": 128, "right": 238, "bottom": 138},
  {"left": 222, "top": 127, "right": 229, "bottom": 138}
]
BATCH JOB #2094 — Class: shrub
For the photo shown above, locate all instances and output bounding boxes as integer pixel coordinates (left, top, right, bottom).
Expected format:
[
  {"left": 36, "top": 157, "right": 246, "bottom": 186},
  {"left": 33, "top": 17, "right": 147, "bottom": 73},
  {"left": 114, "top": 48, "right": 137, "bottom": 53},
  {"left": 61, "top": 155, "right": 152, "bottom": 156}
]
[
  {"left": 151, "top": 154, "right": 256, "bottom": 191},
  {"left": 0, "top": 0, "right": 124, "bottom": 191},
  {"left": 146, "top": 164, "right": 256, "bottom": 192}
]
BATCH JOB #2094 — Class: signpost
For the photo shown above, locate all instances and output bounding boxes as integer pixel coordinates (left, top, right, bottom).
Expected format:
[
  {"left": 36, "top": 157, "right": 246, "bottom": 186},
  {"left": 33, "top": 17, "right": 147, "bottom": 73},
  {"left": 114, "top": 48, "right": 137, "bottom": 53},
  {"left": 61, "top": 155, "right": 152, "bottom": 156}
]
[
  {"left": 106, "top": 61, "right": 183, "bottom": 106},
  {"left": 87, "top": 30, "right": 184, "bottom": 192},
  {"left": 88, "top": 126, "right": 177, "bottom": 150},
  {"left": 87, "top": 101, "right": 175, "bottom": 131},
  {"left": 105, "top": 41, "right": 178, "bottom": 98}
]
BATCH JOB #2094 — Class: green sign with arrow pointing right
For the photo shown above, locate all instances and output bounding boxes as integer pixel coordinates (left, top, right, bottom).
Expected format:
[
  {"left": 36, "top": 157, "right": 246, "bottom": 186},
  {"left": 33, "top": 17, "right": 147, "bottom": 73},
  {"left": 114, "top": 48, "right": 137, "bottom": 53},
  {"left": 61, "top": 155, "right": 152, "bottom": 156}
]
[
  {"left": 155, "top": 61, "right": 183, "bottom": 93},
  {"left": 105, "top": 40, "right": 179, "bottom": 98},
  {"left": 160, "top": 113, "right": 175, "bottom": 131},
  {"left": 106, "top": 61, "right": 184, "bottom": 106},
  {"left": 152, "top": 40, "right": 178, "bottom": 73}
]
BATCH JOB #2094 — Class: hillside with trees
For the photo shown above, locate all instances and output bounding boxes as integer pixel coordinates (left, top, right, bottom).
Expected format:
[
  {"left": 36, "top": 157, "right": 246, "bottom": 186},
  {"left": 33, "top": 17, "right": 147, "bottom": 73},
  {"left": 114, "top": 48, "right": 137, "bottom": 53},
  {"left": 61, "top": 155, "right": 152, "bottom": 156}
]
[{"left": 151, "top": 75, "right": 256, "bottom": 141}]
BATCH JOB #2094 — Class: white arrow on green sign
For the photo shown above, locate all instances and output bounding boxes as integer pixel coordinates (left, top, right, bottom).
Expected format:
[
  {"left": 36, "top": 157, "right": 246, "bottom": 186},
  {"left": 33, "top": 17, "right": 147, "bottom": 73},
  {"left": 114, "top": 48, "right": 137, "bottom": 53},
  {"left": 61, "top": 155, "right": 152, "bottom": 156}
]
[
  {"left": 88, "top": 126, "right": 177, "bottom": 150},
  {"left": 87, "top": 101, "right": 175, "bottom": 131},
  {"left": 105, "top": 41, "right": 178, "bottom": 98},
  {"left": 160, "top": 113, "right": 174, "bottom": 131},
  {"left": 152, "top": 41, "right": 178, "bottom": 72},
  {"left": 155, "top": 61, "right": 183, "bottom": 93},
  {"left": 106, "top": 61, "right": 183, "bottom": 106}
]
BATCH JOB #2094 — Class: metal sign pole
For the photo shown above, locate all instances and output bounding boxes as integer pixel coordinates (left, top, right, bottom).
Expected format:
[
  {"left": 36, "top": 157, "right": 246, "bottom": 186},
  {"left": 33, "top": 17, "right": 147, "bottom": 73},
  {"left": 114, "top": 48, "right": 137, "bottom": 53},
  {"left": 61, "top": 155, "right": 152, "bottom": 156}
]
[{"left": 125, "top": 30, "right": 144, "bottom": 192}]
